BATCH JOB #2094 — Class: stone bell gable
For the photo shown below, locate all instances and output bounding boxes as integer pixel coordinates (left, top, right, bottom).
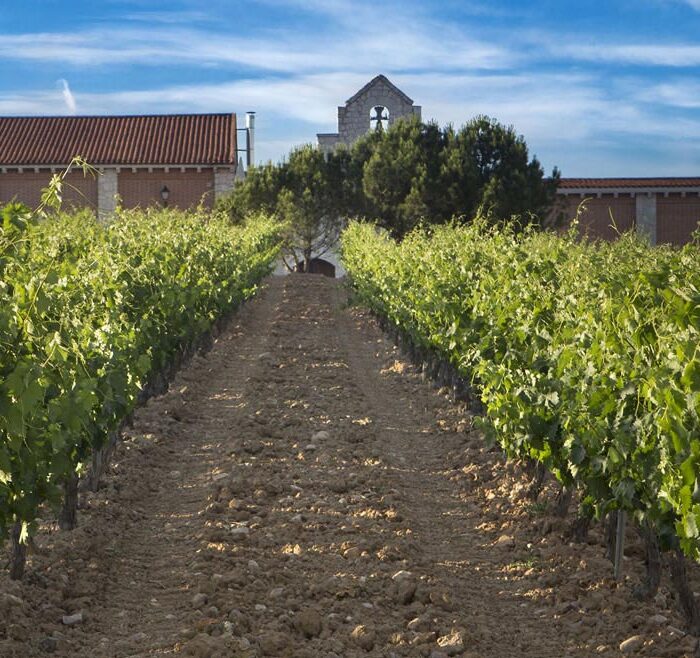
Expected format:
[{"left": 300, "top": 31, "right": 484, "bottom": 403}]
[{"left": 318, "top": 75, "right": 422, "bottom": 153}]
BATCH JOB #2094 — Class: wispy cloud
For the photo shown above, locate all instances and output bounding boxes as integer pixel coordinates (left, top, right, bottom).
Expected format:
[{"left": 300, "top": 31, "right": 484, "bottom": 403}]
[
  {"left": 396, "top": 72, "right": 700, "bottom": 144},
  {"left": 0, "top": 92, "right": 54, "bottom": 116},
  {"left": 2, "top": 0, "right": 700, "bottom": 175},
  {"left": 5, "top": 70, "right": 699, "bottom": 174},
  {"left": 0, "top": 87, "right": 73, "bottom": 116},
  {"left": 555, "top": 42, "right": 700, "bottom": 67},
  {"left": 0, "top": 20, "right": 512, "bottom": 72},
  {"left": 63, "top": 74, "right": 364, "bottom": 124},
  {"left": 636, "top": 79, "right": 700, "bottom": 107},
  {"left": 6, "top": 21, "right": 700, "bottom": 79},
  {"left": 122, "top": 9, "right": 211, "bottom": 24},
  {"left": 58, "top": 79, "right": 77, "bottom": 114}
]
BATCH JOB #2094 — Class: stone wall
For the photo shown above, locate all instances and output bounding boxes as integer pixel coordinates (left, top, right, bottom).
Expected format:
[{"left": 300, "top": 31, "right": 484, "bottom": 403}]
[
  {"left": 214, "top": 167, "right": 236, "bottom": 199},
  {"left": 317, "top": 134, "right": 342, "bottom": 155},
  {"left": 97, "top": 169, "right": 119, "bottom": 219},
  {"left": 338, "top": 84, "right": 421, "bottom": 145},
  {"left": 635, "top": 194, "right": 656, "bottom": 244}
]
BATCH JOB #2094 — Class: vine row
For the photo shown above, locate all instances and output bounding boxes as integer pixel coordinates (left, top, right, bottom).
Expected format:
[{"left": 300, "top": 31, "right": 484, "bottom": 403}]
[
  {"left": 341, "top": 219, "right": 700, "bottom": 625},
  {"left": 0, "top": 204, "right": 280, "bottom": 578}
]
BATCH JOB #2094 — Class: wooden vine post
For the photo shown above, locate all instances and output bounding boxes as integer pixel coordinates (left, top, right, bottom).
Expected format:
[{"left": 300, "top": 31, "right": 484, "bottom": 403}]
[{"left": 614, "top": 510, "right": 626, "bottom": 581}]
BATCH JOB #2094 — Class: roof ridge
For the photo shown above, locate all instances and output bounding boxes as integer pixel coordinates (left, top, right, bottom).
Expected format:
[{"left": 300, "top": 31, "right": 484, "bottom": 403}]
[
  {"left": 0, "top": 113, "right": 238, "bottom": 166},
  {"left": 561, "top": 176, "right": 700, "bottom": 181},
  {"left": 345, "top": 74, "right": 414, "bottom": 106},
  {"left": 0, "top": 112, "right": 233, "bottom": 120}
]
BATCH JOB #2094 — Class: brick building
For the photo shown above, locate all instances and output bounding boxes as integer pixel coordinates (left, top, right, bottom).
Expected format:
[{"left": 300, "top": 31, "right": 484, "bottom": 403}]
[
  {"left": 318, "top": 75, "right": 700, "bottom": 247},
  {"left": 0, "top": 112, "right": 246, "bottom": 216},
  {"left": 557, "top": 178, "right": 700, "bottom": 246}
]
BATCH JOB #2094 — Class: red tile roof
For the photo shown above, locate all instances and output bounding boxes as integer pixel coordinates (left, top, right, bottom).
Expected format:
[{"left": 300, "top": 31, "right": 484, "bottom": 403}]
[
  {"left": 0, "top": 113, "right": 237, "bottom": 166},
  {"left": 560, "top": 177, "right": 700, "bottom": 189}
]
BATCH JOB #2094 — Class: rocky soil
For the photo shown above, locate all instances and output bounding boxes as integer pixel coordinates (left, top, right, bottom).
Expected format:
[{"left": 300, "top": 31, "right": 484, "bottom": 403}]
[{"left": 1, "top": 274, "right": 699, "bottom": 658}]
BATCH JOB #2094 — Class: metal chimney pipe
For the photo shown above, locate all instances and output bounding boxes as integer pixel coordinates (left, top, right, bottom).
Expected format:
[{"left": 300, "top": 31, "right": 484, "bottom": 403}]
[{"left": 245, "top": 111, "right": 256, "bottom": 168}]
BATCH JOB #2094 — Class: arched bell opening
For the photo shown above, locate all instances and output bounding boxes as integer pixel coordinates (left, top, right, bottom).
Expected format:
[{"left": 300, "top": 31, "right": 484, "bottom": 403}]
[{"left": 370, "top": 105, "right": 390, "bottom": 132}]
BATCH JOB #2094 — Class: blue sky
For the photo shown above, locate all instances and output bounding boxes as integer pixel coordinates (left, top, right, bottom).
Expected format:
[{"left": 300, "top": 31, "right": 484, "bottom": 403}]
[{"left": 2, "top": 0, "right": 700, "bottom": 176}]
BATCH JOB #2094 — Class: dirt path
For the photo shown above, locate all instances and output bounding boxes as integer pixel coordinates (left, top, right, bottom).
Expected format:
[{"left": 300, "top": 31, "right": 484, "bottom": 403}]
[{"left": 2, "top": 274, "right": 696, "bottom": 658}]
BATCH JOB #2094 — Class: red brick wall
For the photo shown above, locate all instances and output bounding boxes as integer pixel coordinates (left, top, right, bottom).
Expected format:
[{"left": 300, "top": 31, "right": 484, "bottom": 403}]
[
  {"left": 559, "top": 194, "right": 635, "bottom": 240},
  {"left": 117, "top": 170, "right": 215, "bottom": 209},
  {"left": 0, "top": 170, "right": 98, "bottom": 210},
  {"left": 656, "top": 194, "right": 700, "bottom": 245},
  {"left": 0, "top": 168, "right": 216, "bottom": 212}
]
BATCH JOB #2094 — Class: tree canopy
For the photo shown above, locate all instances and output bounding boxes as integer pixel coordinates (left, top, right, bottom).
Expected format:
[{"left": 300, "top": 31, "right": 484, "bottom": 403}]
[
  {"left": 218, "top": 115, "right": 561, "bottom": 250},
  {"left": 354, "top": 115, "right": 560, "bottom": 237}
]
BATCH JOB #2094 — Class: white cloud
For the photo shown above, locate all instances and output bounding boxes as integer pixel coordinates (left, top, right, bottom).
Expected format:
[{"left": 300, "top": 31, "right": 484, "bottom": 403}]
[
  {"left": 637, "top": 80, "right": 700, "bottom": 107},
  {"left": 71, "top": 75, "right": 352, "bottom": 124},
  {"left": 45, "top": 72, "right": 597, "bottom": 139},
  {"left": 58, "top": 79, "right": 77, "bottom": 114},
  {"left": 0, "top": 20, "right": 511, "bottom": 72},
  {"left": 0, "top": 87, "right": 76, "bottom": 116},
  {"left": 122, "top": 9, "right": 210, "bottom": 24},
  {"left": 5, "top": 70, "right": 699, "bottom": 173},
  {"left": 2, "top": 0, "right": 700, "bottom": 175},
  {"left": 556, "top": 43, "right": 700, "bottom": 67},
  {"left": 0, "top": 93, "right": 53, "bottom": 115},
  {"left": 4, "top": 18, "right": 700, "bottom": 81}
]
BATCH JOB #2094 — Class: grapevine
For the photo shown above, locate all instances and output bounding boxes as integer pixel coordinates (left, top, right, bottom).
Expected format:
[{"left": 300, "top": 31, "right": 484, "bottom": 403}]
[
  {"left": 0, "top": 204, "right": 280, "bottom": 577},
  {"left": 342, "top": 220, "right": 700, "bottom": 560}
]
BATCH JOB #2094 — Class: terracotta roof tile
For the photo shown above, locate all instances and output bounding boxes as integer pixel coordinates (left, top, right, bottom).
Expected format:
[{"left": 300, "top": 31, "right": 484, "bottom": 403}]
[
  {"left": 559, "top": 177, "right": 700, "bottom": 189},
  {"left": 0, "top": 113, "right": 237, "bottom": 166}
]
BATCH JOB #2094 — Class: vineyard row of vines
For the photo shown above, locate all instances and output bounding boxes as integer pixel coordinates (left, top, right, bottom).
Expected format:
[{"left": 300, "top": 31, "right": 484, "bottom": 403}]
[
  {"left": 0, "top": 201, "right": 280, "bottom": 579},
  {"left": 341, "top": 219, "right": 700, "bottom": 630}
]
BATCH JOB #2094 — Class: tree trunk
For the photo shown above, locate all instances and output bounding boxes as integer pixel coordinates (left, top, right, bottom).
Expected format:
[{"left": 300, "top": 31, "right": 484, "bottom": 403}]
[
  {"left": 407, "top": 340, "right": 416, "bottom": 364},
  {"left": 421, "top": 356, "right": 430, "bottom": 382},
  {"left": 567, "top": 513, "right": 591, "bottom": 543},
  {"left": 89, "top": 446, "right": 105, "bottom": 493},
  {"left": 605, "top": 511, "right": 618, "bottom": 562},
  {"left": 59, "top": 471, "right": 79, "bottom": 531},
  {"left": 469, "top": 393, "right": 484, "bottom": 416},
  {"left": 439, "top": 362, "right": 450, "bottom": 388},
  {"left": 452, "top": 375, "right": 469, "bottom": 403},
  {"left": 10, "top": 522, "right": 27, "bottom": 581},
  {"left": 554, "top": 485, "right": 573, "bottom": 518},
  {"left": 669, "top": 546, "right": 700, "bottom": 636},
  {"left": 525, "top": 460, "right": 546, "bottom": 501},
  {"left": 633, "top": 522, "right": 661, "bottom": 600},
  {"left": 428, "top": 355, "right": 439, "bottom": 381}
]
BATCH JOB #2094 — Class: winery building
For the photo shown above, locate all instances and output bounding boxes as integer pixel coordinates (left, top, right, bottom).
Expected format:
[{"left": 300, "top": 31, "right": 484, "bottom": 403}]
[
  {"left": 556, "top": 178, "right": 700, "bottom": 246},
  {"left": 319, "top": 75, "right": 700, "bottom": 247},
  {"left": 0, "top": 112, "right": 252, "bottom": 215}
]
